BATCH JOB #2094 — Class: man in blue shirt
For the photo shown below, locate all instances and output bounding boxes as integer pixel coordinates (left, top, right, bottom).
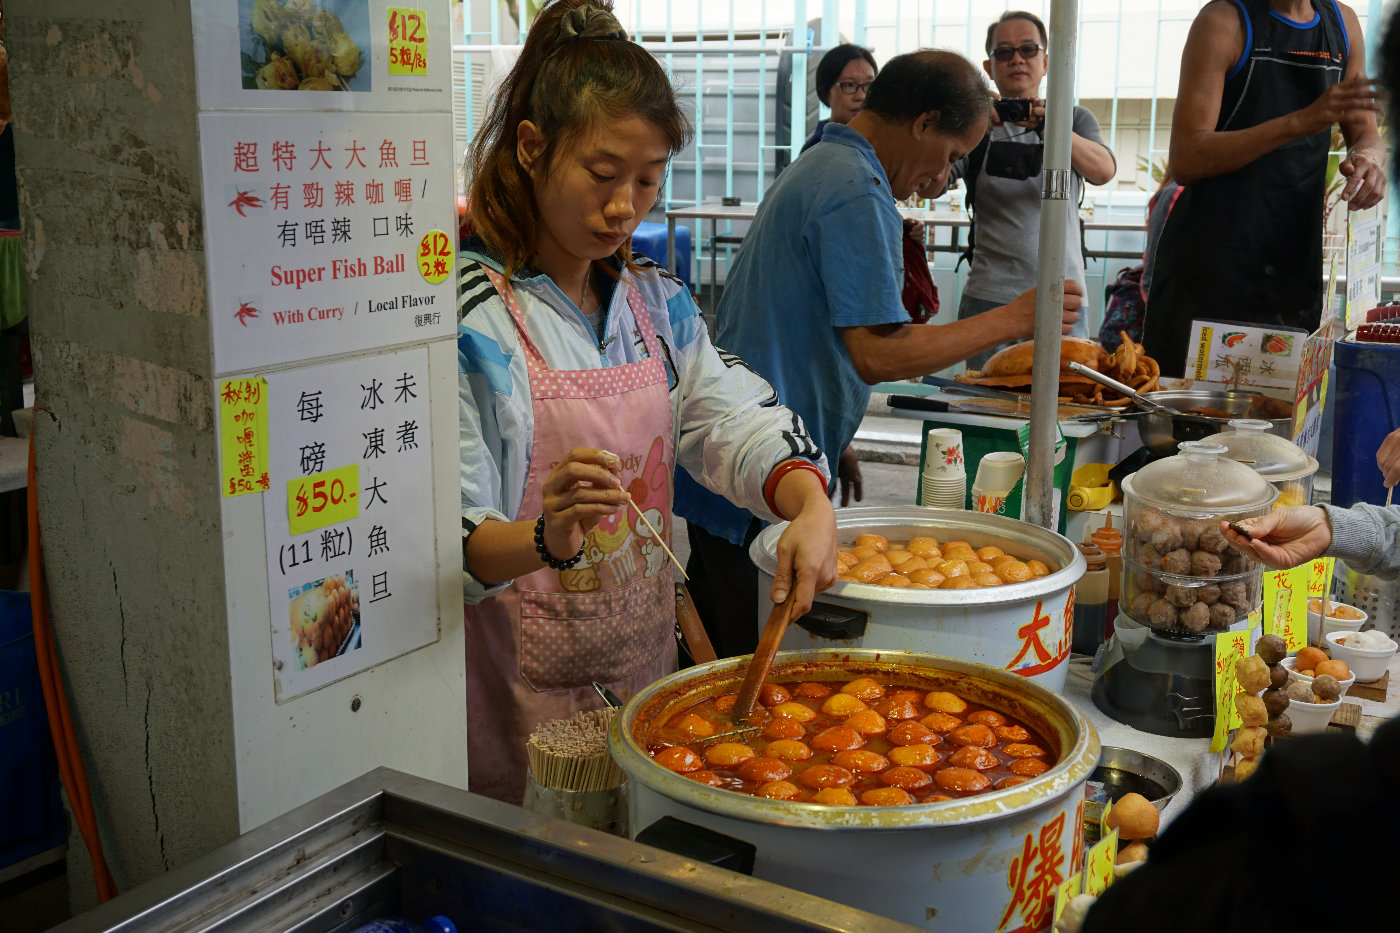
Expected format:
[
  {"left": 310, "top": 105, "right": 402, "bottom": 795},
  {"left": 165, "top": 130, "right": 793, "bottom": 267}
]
[{"left": 675, "top": 49, "right": 1084, "bottom": 659}]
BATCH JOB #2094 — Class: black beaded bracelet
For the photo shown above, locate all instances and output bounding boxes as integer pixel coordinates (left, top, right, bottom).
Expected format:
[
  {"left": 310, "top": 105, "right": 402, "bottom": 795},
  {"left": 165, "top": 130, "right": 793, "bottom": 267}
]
[{"left": 534, "top": 514, "right": 584, "bottom": 570}]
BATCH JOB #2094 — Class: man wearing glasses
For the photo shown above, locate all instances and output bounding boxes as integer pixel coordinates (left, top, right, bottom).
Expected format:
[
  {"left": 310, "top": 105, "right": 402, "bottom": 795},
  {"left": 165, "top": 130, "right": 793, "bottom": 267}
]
[
  {"left": 1142, "top": 0, "right": 1385, "bottom": 377},
  {"left": 952, "top": 10, "right": 1115, "bottom": 371}
]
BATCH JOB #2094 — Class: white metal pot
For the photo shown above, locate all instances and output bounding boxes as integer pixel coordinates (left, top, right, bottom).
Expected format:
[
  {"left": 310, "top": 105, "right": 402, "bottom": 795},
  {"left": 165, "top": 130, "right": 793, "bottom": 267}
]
[
  {"left": 751, "top": 507, "right": 1086, "bottom": 693},
  {"left": 612, "top": 649, "right": 1100, "bottom": 933}
]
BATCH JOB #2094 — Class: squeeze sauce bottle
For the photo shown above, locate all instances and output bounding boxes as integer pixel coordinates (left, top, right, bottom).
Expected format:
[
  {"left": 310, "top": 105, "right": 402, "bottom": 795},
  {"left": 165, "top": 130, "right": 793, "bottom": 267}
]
[
  {"left": 1090, "top": 513, "right": 1123, "bottom": 636},
  {"left": 1072, "top": 544, "right": 1109, "bottom": 656}
]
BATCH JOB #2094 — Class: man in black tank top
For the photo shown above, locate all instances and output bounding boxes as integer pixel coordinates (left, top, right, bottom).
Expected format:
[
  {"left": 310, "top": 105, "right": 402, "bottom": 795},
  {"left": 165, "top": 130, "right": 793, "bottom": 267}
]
[{"left": 1143, "top": 0, "right": 1385, "bottom": 377}]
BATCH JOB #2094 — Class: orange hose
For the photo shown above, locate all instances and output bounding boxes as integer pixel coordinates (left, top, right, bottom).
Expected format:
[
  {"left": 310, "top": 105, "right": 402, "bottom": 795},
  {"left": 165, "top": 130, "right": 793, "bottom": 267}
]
[{"left": 27, "top": 431, "right": 118, "bottom": 902}]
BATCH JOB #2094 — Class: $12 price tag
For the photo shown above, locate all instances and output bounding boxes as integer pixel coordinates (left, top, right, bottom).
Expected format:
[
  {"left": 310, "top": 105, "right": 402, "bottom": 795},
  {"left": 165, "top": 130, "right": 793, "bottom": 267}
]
[
  {"left": 388, "top": 7, "right": 429, "bottom": 76},
  {"left": 287, "top": 463, "right": 360, "bottom": 536},
  {"left": 418, "top": 229, "right": 453, "bottom": 284}
]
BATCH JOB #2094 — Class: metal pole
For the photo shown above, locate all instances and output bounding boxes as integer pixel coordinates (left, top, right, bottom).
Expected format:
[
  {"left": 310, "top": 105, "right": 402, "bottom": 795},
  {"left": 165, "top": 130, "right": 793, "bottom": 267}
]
[{"left": 1025, "top": 0, "right": 1079, "bottom": 529}]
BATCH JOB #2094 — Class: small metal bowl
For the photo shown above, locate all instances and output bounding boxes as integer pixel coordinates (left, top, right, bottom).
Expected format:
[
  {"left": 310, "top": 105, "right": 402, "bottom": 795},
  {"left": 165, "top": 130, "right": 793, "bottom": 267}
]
[{"left": 1082, "top": 745, "right": 1183, "bottom": 845}]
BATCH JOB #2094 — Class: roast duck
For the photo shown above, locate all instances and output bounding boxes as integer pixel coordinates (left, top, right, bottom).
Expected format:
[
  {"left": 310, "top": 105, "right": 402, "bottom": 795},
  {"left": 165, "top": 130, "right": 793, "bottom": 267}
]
[{"left": 955, "top": 333, "right": 1160, "bottom": 407}]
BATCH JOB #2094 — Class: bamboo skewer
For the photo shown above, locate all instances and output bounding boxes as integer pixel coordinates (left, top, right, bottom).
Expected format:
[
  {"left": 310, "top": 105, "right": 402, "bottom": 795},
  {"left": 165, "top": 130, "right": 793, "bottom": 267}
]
[
  {"left": 527, "top": 708, "right": 625, "bottom": 792},
  {"left": 627, "top": 493, "right": 688, "bottom": 581}
]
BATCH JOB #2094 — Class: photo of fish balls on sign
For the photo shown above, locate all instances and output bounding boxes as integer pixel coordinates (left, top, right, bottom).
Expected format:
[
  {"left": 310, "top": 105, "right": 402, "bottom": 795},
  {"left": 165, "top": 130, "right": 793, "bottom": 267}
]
[
  {"left": 262, "top": 346, "right": 438, "bottom": 701},
  {"left": 200, "top": 111, "right": 455, "bottom": 375}
]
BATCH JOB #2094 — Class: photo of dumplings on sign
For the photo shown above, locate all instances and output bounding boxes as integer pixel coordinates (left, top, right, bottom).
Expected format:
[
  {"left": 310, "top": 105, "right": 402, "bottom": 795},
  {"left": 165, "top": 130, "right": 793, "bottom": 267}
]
[
  {"left": 240, "top": 0, "right": 369, "bottom": 92},
  {"left": 288, "top": 572, "right": 361, "bottom": 671}
]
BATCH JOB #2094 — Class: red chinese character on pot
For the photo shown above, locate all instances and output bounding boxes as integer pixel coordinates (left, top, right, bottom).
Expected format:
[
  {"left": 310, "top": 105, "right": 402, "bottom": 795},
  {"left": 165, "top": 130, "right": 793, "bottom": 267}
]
[
  {"left": 1009, "top": 600, "right": 1052, "bottom": 668},
  {"left": 1000, "top": 811, "right": 1066, "bottom": 932}
]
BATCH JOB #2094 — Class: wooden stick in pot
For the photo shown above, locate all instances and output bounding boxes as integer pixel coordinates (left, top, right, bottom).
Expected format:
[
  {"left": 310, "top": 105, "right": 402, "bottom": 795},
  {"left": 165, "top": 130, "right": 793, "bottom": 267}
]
[{"left": 730, "top": 594, "right": 797, "bottom": 726}]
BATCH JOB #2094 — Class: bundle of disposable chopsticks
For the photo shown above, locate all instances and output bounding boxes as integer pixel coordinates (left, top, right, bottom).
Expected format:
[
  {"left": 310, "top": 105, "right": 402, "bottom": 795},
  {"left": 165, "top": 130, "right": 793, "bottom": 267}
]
[{"left": 527, "top": 707, "right": 624, "bottom": 792}]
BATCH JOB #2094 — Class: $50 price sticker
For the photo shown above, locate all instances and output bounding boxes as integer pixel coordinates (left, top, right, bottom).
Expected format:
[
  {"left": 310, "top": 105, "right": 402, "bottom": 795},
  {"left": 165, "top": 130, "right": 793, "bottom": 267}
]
[{"left": 287, "top": 464, "right": 359, "bottom": 535}]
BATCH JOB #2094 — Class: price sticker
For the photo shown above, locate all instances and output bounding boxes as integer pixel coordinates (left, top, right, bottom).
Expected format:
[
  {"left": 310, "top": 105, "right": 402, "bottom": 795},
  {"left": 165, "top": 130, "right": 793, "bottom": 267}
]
[
  {"left": 417, "top": 229, "right": 454, "bottom": 284},
  {"left": 1306, "top": 557, "right": 1335, "bottom": 599},
  {"left": 387, "top": 7, "right": 429, "bottom": 76},
  {"left": 1053, "top": 872, "right": 1083, "bottom": 925},
  {"left": 1083, "top": 830, "right": 1118, "bottom": 898},
  {"left": 287, "top": 463, "right": 360, "bottom": 536},
  {"left": 1263, "top": 566, "right": 1308, "bottom": 653},
  {"left": 219, "top": 377, "right": 270, "bottom": 497},
  {"left": 1210, "top": 629, "right": 1251, "bottom": 753}
]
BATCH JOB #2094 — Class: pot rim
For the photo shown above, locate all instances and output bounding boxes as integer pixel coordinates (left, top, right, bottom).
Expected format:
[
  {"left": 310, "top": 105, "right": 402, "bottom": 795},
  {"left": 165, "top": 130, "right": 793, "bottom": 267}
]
[
  {"left": 749, "top": 506, "right": 1087, "bottom": 608},
  {"left": 611, "top": 649, "right": 1101, "bottom": 831}
]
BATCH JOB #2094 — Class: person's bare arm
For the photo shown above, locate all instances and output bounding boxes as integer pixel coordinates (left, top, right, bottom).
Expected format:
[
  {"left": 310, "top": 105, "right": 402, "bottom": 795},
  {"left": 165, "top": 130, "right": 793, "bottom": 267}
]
[
  {"left": 1336, "top": 2, "right": 1387, "bottom": 210},
  {"left": 840, "top": 281, "right": 1083, "bottom": 384},
  {"left": 1070, "top": 131, "right": 1116, "bottom": 186},
  {"left": 1168, "top": 3, "right": 1377, "bottom": 185}
]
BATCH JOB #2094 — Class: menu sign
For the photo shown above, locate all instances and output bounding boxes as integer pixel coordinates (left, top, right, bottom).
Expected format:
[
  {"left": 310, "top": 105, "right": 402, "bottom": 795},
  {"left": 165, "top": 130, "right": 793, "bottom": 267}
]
[
  {"left": 200, "top": 111, "right": 455, "bottom": 373},
  {"left": 259, "top": 347, "right": 438, "bottom": 701},
  {"left": 1185, "top": 320, "right": 1307, "bottom": 395},
  {"left": 1345, "top": 203, "right": 1384, "bottom": 331}
]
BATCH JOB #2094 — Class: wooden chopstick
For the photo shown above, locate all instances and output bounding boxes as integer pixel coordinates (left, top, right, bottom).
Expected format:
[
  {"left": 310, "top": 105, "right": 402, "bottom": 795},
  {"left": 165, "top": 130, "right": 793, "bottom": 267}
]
[{"left": 627, "top": 494, "right": 689, "bottom": 581}]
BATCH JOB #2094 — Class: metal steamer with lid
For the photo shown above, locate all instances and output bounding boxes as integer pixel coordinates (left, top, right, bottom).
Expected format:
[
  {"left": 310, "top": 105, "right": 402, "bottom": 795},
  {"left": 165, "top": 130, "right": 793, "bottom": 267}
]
[
  {"left": 1093, "top": 442, "right": 1277, "bottom": 738},
  {"left": 611, "top": 649, "right": 1100, "bottom": 933},
  {"left": 1202, "top": 419, "right": 1319, "bottom": 508},
  {"left": 749, "top": 507, "right": 1086, "bottom": 692}
]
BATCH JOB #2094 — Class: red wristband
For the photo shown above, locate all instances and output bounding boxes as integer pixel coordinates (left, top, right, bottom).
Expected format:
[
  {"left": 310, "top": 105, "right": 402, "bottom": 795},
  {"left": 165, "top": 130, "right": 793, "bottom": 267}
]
[{"left": 763, "top": 458, "right": 828, "bottom": 519}]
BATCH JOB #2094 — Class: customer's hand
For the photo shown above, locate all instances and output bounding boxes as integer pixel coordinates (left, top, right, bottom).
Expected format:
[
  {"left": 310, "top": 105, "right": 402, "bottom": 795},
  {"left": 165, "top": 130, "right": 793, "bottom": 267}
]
[
  {"left": 1221, "top": 506, "right": 1333, "bottom": 570},
  {"left": 1004, "top": 279, "right": 1084, "bottom": 340},
  {"left": 1377, "top": 427, "right": 1400, "bottom": 489}
]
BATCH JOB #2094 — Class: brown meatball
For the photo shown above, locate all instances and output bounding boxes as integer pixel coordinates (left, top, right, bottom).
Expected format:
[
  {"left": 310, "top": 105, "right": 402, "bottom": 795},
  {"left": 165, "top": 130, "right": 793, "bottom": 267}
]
[
  {"left": 1165, "top": 584, "right": 1198, "bottom": 608},
  {"left": 1221, "top": 549, "right": 1250, "bottom": 574},
  {"left": 1256, "top": 634, "right": 1286, "bottom": 665},
  {"left": 1199, "top": 584, "right": 1222, "bottom": 605},
  {"left": 1134, "top": 510, "right": 1170, "bottom": 544},
  {"left": 1181, "top": 520, "right": 1208, "bottom": 551},
  {"left": 1148, "top": 598, "right": 1178, "bottom": 627},
  {"left": 1218, "top": 581, "right": 1248, "bottom": 609},
  {"left": 1312, "top": 674, "right": 1343, "bottom": 702},
  {"left": 1162, "top": 548, "right": 1192, "bottom": 575},
  {"left": 1197, "top": 525, "right": 1229, "bottom": 554},
  {"left": 1262, "top": 688, "right": 1290, "bottom": 718},
  {"left": 1268, "top": 663, "right": 1289, "bottom": 690},
  {"left": 1138, "top": 543, "right": 1163, "bottom": 569},
  {"left": 1181, "top": 601, "right": 1211, "bottom": 632},
  {"left": 1265, "top": 712, "right": 1292, "bottom": 738},
  {"left": 1191, "top": 550, "right": 1223, "bottom": 577},
  {"left": 1209, "top": 602, "right": 1237, "bottom": 629},
  {"left": 1150, "top": 524, "right": 1185, "bottom": 554},
  {"left": 1130, "top": 592, "right": 1155, "bottom": 620}
]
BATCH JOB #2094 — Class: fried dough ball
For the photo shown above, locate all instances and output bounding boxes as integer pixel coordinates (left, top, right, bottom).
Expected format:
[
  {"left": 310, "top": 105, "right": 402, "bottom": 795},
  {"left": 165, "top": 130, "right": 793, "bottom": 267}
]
[
  {"left": 1117, "top": 841, "right": 1151, "bottom": 865},
  {"left": 878, "top": 574, "right": 913, "bottom": 588},
  {"left": 1181, "top": 601, "right": 1211, "bottom": 633},
  {"left": 1209, "top": 603, "right": 1237, "bottom": 629},
  {"left": 976, "top": 545, "right": 1006, "bottom": 561},
  {"left": 846, "top": 559, "right": 892, "bottom": 584},
  {"left": 1235, "top": 655, "right": 1271, "bottom": 695},
  {"left": 1027, "top": 560, "right": 1051, "bottom": 578},
  {"left": 1162, "top": 548, "right": 1192, "bottom": 576},
  {"left": 1312, "top": 674, "right": 1343, "bottom": 702},
  {"left": 907, "top": 568, "right": 947, "bottom": 587},
  {"left": 1256, "top": 634, "right": 1287, "bottom": 665},
  {"left": 1316, "top": 659, "right": 1351, "bottom": 681},
  {"left": 854, "top": 533, "right": 889, "bottom": 552},
  {"left": 997, "top": 561, "right": 1034, "bottom": 583},
  {"left": 1230, "top": 726, "right": 1266, "bottom": 757},
  {"left": 907, "top": 536, "right": 941, "bottom": 558},
  {"left": 1191, "top": 550, "right": 1223, "bottom": 577},
  {"left": 1262, "top": 688, "right": 1290, "bottom": 718},
  {"left": 1295, "top": 646, "right": 1328, "bottom": 672},
  {"left": 1106, "top": 792, "right": 1160, "bottom": 840},
  {"left": 737, "top": 757, "right": 792, "bottom": 783},
  {"left": 1234, "top": 692, "right": 1267, "bottom": 726},
  {"left": 941, "top": 576, "right": 978, "bottom": 589},
  {"left": 1234, "top": 755, "right": 1261, "bottom": 781}
]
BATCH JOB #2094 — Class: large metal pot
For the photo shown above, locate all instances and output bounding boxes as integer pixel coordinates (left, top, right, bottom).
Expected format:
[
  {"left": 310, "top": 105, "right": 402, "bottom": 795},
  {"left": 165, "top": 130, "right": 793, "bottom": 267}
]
[
  {"left": 1137, "top": 389, "right": 1293, "bottom": 450},
  {"left": 750, "top": 507, "right": 1086, "bottom": 692},
  {"left": 612, "top": 649, "right": 1100, "bottom": 932}
]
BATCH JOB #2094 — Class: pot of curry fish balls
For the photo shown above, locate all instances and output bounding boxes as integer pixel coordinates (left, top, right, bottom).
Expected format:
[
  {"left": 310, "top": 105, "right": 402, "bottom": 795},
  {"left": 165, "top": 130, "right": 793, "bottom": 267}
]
[
  {"left": 611, "top": 649, "right": 1100, "bottom": 932},
  {"left": 1119, "top": 442, "right": 1277, "bottom": 637},
  {"left": 750, "top": 507, "right": 1086, "bottom": 691}
]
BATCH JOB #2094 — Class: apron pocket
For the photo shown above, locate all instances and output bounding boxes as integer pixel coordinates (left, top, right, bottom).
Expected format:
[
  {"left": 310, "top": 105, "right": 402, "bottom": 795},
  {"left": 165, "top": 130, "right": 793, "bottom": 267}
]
[{"left": 518, "top": 574, "right": 673, "bottom": 692}]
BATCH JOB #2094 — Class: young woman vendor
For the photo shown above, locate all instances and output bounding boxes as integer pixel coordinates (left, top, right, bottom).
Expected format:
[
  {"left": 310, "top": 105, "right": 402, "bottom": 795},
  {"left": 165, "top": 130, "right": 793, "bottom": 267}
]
[{"left": 458, "top": 0, "right": 837, "bottom": 804}]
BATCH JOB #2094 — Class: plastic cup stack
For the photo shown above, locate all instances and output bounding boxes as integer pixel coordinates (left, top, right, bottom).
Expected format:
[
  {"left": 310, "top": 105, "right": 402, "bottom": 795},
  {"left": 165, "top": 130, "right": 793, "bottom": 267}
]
[
  {"left": 971, "top": 451, "right": 1026, "bottom": 514},
  {"left": 922, "top": 428, "right": 967, "bottom": 507}
]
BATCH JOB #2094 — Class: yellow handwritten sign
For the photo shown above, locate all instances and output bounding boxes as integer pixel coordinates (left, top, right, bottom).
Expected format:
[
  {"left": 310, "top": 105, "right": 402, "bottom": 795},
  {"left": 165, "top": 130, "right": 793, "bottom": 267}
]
[
  {"left": 1307, "top": 557, "right": 1336, "bottom": 598},
  {"left": 1263, "top": 566, "right": 1308, "bottom": 653},
  {"left": 1083, "top": 830, "right": 1118, "bottom": 898},
  {"left": 287, "top": 463, "right": 360, "bottom": 536},
  {"left": 1211, "top": 630, "right": 1251, "bottom": 753},
  {"left": 1099, "top": 797, "right": 1114, "bottom": 837},
  {"left": 219, "top": 377, "right": 270, "bottom": 497},
  {"left": 1053, "top": 872, "right": 1083, "bottom": 925},
  {"left": 417, "top": 229, "right": 454, "bottom": 284},
  {"left": 387, "top": 7, "right": 429, "bottom": 75}
]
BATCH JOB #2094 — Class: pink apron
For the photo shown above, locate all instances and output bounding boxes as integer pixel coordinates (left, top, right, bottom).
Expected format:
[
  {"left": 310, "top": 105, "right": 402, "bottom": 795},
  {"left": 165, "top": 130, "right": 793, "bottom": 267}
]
[{"left": 465, "top": 265, "right": 677, "bottom": 803}]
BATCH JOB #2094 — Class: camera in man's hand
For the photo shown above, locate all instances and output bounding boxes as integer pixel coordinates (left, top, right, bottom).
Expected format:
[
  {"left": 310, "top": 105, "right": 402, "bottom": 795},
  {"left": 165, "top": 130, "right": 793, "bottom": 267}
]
[{"left": 993, "top": 97, "right": 1033, "bottom": 123}]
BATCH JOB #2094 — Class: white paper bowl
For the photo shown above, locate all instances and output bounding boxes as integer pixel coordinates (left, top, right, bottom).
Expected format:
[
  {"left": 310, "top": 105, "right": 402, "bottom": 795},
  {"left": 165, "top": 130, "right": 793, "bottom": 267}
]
[
  {"left": 1306, "top": 600, "right": 1368, "bottom": 644},
  {"left": 1327, "top": 631, "right": 1398, "bottom": 683},
  {"left": 1280, "top": 656, "right": 1355, "bottom": 694},
  {"left": 1284, "top": 695, "right": 1342, "bottom": 734}
]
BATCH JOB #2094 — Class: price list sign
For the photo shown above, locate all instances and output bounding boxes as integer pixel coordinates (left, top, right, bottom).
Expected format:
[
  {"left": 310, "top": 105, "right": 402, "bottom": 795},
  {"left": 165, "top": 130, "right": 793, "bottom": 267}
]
[
  {"left": 262, "top": 346, "right": 437, "bottom": 700},
  {"left": 200, "top": 111, "right": 455, "bottom": 374}
]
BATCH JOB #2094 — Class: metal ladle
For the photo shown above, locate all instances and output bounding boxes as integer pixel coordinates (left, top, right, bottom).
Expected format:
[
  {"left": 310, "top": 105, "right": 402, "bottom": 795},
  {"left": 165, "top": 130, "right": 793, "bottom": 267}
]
[{"left": 1066, "top": 361, "right": 1180, "bottom": 414}]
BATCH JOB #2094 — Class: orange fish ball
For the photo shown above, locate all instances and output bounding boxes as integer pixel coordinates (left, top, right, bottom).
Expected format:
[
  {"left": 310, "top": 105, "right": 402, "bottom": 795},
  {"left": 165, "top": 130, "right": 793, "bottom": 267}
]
[
  {"left": 994, "top": 724, "right": 1032, "bottom": 743},
  {"left": 844, "top": 708, "right": 889, "bottom": 736},
  {"left": 924, "top": 691, "right": 970, "bottom": 715},
  {"left": 674, "top": 713, "right": 716, "bottom": 738},
  {"left": 821, "top": 692, "right": 868, "bottom": 717},
  {"left": 995, "top": 561, "right": 1033, "bottom": 583},
  {"left": 704, "top": 742, "right": 757, "bottom": 768},
  {"left": 887, "top": 744, "right": 941, "bottom": 768},
  {"left": 976, "top": 545, "right": 1006, "bottom": 561},
  {"left": 1002, "top": 743, "right": 1047, "bottom": 759},
  {"left": 881, "top": 766, "right": 933, "bottom": 790},
  {"left": 934, "top": 767, "right": 992, "bottom": 793},
  {"left": 758, "top": 683, "right": 793, "bottom": 707},
  {"left": 832, "top": 749, "right": 890, "bottom": 773},
  {"left": 757, "top": 779, "right": 802, "bottom": 799},
  {"left": 1026, "top": 560, "right": 1050, "bottom": 578},
  {"left": 737, "top": 757, "right": 792, "bottom": 783},
  {"left": 907, "top": 536, "right": 942, "bottom": 556},
  {"left": 840, "top": 677, "right": 886, "bottom": 701},
  {"left": 972, "top": 572, "right": 1004, "bottom": 587},
  {"left": 949, "top": 724, "right": 997, "bottom": 747},
  {"left": 949, "top": 746, "right": 1000, "bottom": 771},
  {"left": 771, "top": 702, "right": 818, "bottom": 722},
  {"left": 885, "top": 549, "right": 916, "bottom": 567},
  {"left": 854, "top": 533, "right": 890, "bottom": 552},
  {"left": 811, "top": 787, "right": 859, "bottom": 806},
  {"left": 907, "top": 568, "right": 947, "bottom": 587},
  {"left": 888, "top": 721, "right": 937, "bottom": 746},
  {"left": 860, "top": 787, "right": 914, "bottom": 807},
  {"left": 811, "top": 724, "right": 866, "bottom": 753},
  {"left": 940, "top": 576, "right": 978, "bottom": 589},
  {"left": 1009, "top": 758, "right": 1050, "bottom": 777},
  {"left": 793, "top": 682, "right": 832, "bottom": 699},
  {"left": 967, "top": 710, "right": 1007, "bottom": 727},
  {"left": 965, "top": 560, "right": 996, "bottom": 575},
  {"left": 762, "top": 718, "right": 806, "bottom": 741},
  {"left": 797, "top": 764, "right": 856, "bottom": 789},
  {"left": 763, "top": 739, "right": 813, "bottom": 761},
  {"left": 654, "top": 746, "right": 703, "bottom": 773},
  {"left": 878, "top": 573, "right": 913, "bottom": 587}
]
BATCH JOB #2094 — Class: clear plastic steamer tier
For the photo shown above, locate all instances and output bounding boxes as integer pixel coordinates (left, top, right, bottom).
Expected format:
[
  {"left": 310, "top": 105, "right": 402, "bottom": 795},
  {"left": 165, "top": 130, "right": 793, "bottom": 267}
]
[
  {"left": 1201, "top": 419, "right": 1319, "bottom": 508},
  {"left": 1120, "top": 441, "right": 1278, "bottom": 637}
]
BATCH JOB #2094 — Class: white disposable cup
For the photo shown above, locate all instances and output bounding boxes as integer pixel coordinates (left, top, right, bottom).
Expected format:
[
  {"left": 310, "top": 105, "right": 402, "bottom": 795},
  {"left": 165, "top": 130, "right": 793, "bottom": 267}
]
[
  {"left": 971, "top": 486, "right": 1011, "bottom": 515},
  {"left": 925, "top": 429, "right": 966, "bottom": 477},
  {"left": 975, "top": 451, "right": 1026, "bottom": 491}
]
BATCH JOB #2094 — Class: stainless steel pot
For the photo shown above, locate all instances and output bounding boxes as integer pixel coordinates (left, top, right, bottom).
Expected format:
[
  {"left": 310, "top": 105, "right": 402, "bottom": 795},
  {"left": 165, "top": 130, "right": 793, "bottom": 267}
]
[
  {"left": 1137, "top": 389, "right": 1293, "bottom": 450},
  {"left": 750, "top": 507, "right": 1086, "bottom": 692},
  {"left": 612, "top": 649, "right": 1100, "bottom": 932}
]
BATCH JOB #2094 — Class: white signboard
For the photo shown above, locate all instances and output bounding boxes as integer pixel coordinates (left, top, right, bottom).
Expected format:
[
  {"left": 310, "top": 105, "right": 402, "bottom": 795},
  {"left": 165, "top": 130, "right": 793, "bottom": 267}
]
[
  {"left": 200, "top": 111, "right": 455, "bottom": 374},
  {"left": 261, "top": 346, "right": 439, "bottom": 701},
  {"left": 1183, "top": 319, "right": 1308, "bottom": 396},
  {"left": 1345, "top": 203, "right": 1384, "bottom": 331},
  {"left": 194, "top": 0, "right": 451, "bottom": 113}
]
